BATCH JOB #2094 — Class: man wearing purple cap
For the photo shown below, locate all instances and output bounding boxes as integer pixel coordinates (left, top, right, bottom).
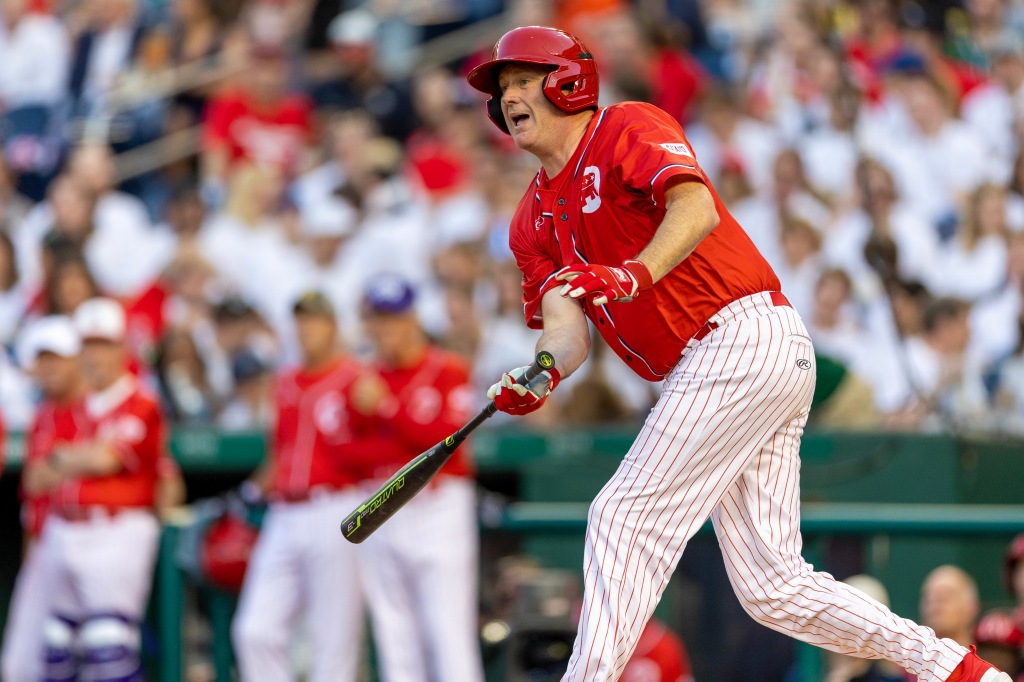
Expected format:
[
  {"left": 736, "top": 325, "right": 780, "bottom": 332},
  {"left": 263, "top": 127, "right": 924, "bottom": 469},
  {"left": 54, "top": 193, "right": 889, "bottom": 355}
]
[{"left": 356, "top": 274, "right": 484, "bottom": 682}]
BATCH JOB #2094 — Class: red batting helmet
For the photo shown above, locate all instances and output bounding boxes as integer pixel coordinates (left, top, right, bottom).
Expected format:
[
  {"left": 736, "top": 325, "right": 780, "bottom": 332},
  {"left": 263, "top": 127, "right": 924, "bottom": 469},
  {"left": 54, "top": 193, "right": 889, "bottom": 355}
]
[
  {"left": 200, "top": 514, "right": 259, "bottom": 594},
  {"left": 466, "top": 26, "right": 599, "bottom": 134}
]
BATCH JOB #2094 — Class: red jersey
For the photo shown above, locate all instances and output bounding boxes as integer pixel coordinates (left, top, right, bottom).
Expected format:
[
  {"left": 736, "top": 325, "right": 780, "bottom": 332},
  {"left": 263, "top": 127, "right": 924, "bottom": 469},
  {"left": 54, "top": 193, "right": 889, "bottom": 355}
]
[
  {"left": 510, "top": 102, "right": 780, "bottom": 381},
  {"left": 372, "top": 347, "right": 476, "bottom": 481},
  {"left": 23, "top": 399, "right": 90, "bottom": 535},
  {"left": 52, "top": 375, "right": 164, "bottom": 510},
  {"left": 202, "top": 88, "right": 312, "bottom": 177},
  {"left": 622, "top": 619, "right": 693, "bottom": 682},
  {"left": 270, "top": 357, "right": 380, "bottom": 498}
]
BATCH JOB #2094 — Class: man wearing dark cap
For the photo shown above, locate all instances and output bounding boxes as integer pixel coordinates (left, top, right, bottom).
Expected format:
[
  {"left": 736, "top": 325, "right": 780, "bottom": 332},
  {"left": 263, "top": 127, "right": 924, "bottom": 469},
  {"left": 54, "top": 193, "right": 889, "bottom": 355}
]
[
  {"left": 232, "top": 291, "right": 382, "bottom": 682},
  {"left": 356, "top": 274, "right": 484, "bottom": 682}
]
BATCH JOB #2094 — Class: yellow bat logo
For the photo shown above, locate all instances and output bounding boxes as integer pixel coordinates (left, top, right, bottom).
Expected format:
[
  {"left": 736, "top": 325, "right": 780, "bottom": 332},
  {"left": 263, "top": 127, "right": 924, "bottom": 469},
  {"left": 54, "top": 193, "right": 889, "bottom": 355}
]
[
  {"left": 445, "top": 435, "right": 455, "bottom": 447},
  {"left": 538, "top": 352, "right": 554, "bottom": 369}
]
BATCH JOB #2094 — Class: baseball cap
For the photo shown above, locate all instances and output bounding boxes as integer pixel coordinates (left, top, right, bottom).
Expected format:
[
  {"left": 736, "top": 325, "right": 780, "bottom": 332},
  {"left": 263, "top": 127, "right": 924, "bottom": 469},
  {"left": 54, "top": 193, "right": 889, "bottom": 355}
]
[
  {"left": 363, "top": 274, "right": 416, "bottom": 314},
  {"left": 292, "top": 290, "right": 335, "bottom": 317},
  {"left": 73, "top": 297, "right": 126, "bottom": 342},
  {"left": 18, "top": 315, "right": 81, "bottom": 367},
  {"left": 212, "top": 295, "right": 256, "bottom": 323}
]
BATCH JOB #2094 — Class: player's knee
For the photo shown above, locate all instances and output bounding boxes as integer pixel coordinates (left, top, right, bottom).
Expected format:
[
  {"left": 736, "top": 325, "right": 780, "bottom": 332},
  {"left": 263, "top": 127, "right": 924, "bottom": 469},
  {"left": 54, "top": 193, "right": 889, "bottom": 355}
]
[
  {"left": 42, "top": 615, "right": 78, "bottom": 682},
  {"left": 77, "top": 614, "right": 143, "bottom": 682}
]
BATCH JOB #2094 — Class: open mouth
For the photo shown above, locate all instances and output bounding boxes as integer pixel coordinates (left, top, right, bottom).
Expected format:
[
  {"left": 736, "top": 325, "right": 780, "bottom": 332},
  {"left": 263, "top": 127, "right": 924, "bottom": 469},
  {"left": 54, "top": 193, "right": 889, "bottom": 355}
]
[{"left": 510, "top": 113, "right": 530, "bottom": 129}]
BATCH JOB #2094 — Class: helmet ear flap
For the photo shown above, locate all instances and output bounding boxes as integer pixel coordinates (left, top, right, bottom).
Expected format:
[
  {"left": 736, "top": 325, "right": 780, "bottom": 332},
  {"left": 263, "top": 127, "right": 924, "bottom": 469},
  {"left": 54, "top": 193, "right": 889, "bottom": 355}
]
[{"left": 487, "top": 97, "right": 509, "bottom": 134}]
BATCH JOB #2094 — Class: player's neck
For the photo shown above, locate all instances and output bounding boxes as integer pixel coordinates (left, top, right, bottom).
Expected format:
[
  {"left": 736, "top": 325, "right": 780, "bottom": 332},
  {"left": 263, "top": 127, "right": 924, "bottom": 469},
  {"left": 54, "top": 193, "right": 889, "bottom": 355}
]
[
  {"left": 538, "top": 111, "right": 594, "bottom": 178},
  {"left": 386, "top": 340, "right": 428, "bottom": 369},
  {"left": 303, "top": 352, "right": 339, "bottom": 373}
]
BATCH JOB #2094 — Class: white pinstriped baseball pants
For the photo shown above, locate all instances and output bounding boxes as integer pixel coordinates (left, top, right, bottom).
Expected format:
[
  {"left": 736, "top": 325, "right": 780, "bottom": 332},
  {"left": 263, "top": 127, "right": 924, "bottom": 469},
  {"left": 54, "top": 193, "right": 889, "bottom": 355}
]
[{"left": 562, "top": 292, "right": 968, "bottom": 682}]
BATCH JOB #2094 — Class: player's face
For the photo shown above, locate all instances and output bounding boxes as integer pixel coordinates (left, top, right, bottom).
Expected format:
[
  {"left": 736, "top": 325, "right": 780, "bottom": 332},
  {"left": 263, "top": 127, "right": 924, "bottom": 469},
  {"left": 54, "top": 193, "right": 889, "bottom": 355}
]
[
  {"left": 33, "top": 352, "right": 80, "bottom": 399},
  {"left": 80, "top": 339, "right": 125, "bottom": 391},
  {"left": 498, "top": 64, "right": 562, "bottom": 153},
  {"left": 364, "top": 313, "right": 418, "bottom": 365},
  {"left": 295, "top": 314, "right": 337, "bottom": 363}
]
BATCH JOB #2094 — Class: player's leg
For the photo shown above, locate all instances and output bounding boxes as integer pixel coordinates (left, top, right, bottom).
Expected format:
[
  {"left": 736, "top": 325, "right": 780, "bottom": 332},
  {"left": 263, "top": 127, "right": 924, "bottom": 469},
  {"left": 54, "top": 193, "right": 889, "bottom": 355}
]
[
  {"left": 38, "top": 520, "right": 84, "bottom": 682},
  {"left": 712, "top": 314, "right": 969, "bottom": 680},
  {"left": 409, "top": 478, "right": 485, "bottom": 682},
  {"left": 358, "top": 495, "right": 431, "bottom": 682},
  {"left": 563, "top": 297, "right": 830, "bottom": 681},
  {"left": 2, "top": 540, "right": 56, "bottom": 682},
  {"left": 231, "top": 506, "right": 304, "bottom": 682},
  {"left": 65, "top": 511, "right": 160, "bottom": 682},
  {"left": 300, "top": 492, "right": 366, "bottom": 682}
]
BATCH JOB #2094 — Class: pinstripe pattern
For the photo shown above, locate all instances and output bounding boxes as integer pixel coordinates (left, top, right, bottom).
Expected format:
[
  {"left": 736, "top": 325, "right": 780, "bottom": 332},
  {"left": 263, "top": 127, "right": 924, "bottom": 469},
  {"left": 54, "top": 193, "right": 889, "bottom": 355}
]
[{"left": 561, "top": 293, "right": 968, "bottom": 681}]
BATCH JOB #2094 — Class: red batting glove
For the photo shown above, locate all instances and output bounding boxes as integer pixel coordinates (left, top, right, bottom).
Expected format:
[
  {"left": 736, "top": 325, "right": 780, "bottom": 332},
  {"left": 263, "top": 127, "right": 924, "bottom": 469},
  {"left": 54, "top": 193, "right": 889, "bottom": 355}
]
[
  {"left": 556, "top": 260, "right": 654, "bottom": 306},
  {"left": 486, "top": 365, "right": 561, "bottom": 416}
]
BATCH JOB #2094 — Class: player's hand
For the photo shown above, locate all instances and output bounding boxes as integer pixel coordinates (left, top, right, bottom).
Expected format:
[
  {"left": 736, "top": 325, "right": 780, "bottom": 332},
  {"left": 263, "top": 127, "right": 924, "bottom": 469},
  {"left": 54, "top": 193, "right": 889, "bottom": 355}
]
[
  {"left": 487, "top": 365, "right": 561, "bottom": 416},
  {"left": 556, "top": 260, "right": 653, "bottom": 306}
]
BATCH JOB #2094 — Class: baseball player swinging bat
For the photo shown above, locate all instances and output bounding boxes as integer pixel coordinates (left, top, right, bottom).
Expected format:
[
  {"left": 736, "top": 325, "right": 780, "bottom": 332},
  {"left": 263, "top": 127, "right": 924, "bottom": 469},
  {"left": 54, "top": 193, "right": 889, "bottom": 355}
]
[{"left": 340, "top": 350, "right": 555, "bottom": 543}]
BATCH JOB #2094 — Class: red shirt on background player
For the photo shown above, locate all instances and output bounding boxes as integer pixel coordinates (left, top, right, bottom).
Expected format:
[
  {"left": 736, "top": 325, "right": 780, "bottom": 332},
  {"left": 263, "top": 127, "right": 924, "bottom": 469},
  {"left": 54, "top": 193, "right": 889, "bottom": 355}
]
[
  {"left": 359, "top": 275, "right": 475, "bottom": 481},
  {"left": 263, "top": 291, "right": 385, "bottom": 500},
  {"left": 20, "top": 317, "right": 90, "bottom": 538},
  {"left": 45, "top": 299, "right": 163, "bottom": 514}
]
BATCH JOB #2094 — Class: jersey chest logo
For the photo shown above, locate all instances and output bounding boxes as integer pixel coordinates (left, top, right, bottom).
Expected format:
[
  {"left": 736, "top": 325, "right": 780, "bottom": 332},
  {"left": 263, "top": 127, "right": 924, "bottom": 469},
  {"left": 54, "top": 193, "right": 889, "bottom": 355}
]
[
  {"left": 581, "top": 166, "right": 602, "bottom": 214},
  {"left": 313, "top": 391, "right": 349, "bottom": 436}
]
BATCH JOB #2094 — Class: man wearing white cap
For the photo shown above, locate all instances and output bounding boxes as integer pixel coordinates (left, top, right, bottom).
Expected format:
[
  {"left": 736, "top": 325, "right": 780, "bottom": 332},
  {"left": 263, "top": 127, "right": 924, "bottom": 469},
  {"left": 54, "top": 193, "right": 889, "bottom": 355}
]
[
  {"left": 34, "top": 298, "right": 166, "bottom": 682},
  {"left": 2, "top": 316, "right": 85, "bottom": 682}
]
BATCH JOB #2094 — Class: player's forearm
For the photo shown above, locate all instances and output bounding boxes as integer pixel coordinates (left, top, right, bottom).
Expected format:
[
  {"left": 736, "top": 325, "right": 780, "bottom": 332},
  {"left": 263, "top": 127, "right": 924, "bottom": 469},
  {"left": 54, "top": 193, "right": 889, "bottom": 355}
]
[
  {"left": 23, "top": 460, "right": 63, "bottom": 495},
  {"left": 537, "top": 289, "right": 591, "bottom": 379},
  {"left": 635, "top": 181, "right": 720, "bottom": 282}
]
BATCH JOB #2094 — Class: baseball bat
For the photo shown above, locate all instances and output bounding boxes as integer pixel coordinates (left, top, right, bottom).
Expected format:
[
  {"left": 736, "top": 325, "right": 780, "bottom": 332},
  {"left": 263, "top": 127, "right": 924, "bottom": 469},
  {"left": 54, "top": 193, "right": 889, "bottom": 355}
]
[{"left": 341, "top": 350, "right": 556, "bottom": 543}]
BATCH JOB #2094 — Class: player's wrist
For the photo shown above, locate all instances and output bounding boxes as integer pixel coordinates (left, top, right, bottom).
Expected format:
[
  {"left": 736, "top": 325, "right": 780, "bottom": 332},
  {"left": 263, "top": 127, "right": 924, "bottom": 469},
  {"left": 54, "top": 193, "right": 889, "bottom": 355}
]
[{"left": 622, "top": 260, "right": 654, "bottom": 295}]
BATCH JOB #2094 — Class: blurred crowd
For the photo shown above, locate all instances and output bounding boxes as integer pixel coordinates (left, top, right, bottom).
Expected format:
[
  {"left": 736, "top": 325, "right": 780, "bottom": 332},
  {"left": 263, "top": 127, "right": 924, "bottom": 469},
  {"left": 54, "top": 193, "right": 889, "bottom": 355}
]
[{"left": 4, "top": 0, "right": 1024, "bottom": 433}]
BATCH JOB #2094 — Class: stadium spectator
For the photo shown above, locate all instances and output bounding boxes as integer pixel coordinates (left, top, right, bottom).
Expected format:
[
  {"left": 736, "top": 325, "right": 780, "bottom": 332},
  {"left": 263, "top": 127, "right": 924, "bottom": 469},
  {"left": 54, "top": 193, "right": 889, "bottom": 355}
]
[
  {"left": 155, "top": 325, "right": 215, "bottom": 422},
  {"left": 0, "top": 0, "right": 69, "bottom": 199},
  {"left": 217, "top": 347, "right": 273, "bottom": 430},
  {"left": 0, "top": 230, "right": 29, "bottom": 344},
  {"left": 961, "top": 33, "right": 1024, "bottom": 173},
  {"left": 973, "top": 610, "right": 1024, "bottom": 680},
  {"left": 920, "top": 565, "right": 982, "bottom": 647},
  {"left": 686, "top": 87, "right": 782, "bottom": 194},
  {"left": 43, "top": 254, "right": 101, "bottom": 318},
  {"left": 66, "top": 142, "right": 161, "bottom": 297},
  {"left": 201, "top": 42, "right": 313, "bottom": 196},
  {"left": 826, "top": 157, "right": 939, "bottom": 294},
  {"left": 932, "top": 184, "right": 1010, "bottom": 301},
  {"left": 310, "top": 8, "right": 414, "bottom": 140},
  {"left": 894, "top": 297, "right": 988, "bottom": 427},
  {"left": 66, "top": 0, "right": 146, "bottom": 119}
]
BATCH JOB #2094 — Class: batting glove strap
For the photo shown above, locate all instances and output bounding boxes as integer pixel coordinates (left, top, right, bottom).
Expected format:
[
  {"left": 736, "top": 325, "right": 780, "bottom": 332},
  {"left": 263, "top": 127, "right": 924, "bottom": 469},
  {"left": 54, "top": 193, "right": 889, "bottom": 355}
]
[
  {"left": 556, "top": 260, "right": 654, "bottom": 306},
  {"left": 487, "top": 365, "right": 561, "bottom": 416}
]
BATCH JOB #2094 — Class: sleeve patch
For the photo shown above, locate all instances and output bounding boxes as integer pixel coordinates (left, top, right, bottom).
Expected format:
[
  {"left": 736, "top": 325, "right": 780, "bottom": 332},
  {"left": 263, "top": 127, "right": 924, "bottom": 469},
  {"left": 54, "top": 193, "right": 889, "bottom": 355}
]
[{"left": 659, "top": 142, "right": 693, "bottom": 157}]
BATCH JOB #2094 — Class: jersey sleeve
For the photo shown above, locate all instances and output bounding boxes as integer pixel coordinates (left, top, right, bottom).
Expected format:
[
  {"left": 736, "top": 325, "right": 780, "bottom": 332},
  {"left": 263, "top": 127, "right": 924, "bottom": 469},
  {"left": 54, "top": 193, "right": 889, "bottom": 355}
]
[
  {"left": 509, "top": 198, "right": 563, "bottom": 330},
  {"left": 103, "top": 399, "right": 164, "bottom": 472},
  {"left": 611, "top": 102, "right": 707, "bottom": 208}
]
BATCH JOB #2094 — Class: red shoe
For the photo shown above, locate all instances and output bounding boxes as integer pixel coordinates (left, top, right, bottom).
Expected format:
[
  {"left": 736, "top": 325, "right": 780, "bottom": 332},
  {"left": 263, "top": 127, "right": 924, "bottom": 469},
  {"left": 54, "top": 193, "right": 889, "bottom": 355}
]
[{"left": 945, "top": 646, "right": 1012, "bottom": 682}]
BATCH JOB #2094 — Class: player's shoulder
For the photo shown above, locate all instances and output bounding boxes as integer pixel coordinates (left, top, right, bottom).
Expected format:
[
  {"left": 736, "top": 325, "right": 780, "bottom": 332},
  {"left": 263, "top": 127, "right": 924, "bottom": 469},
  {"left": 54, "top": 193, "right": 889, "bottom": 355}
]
[
  {"left": 125, "top": 385, "right": 164, "bottom": 420},
  {"left": 599, "top": 102, "right": 685, "bottom": 142}
]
